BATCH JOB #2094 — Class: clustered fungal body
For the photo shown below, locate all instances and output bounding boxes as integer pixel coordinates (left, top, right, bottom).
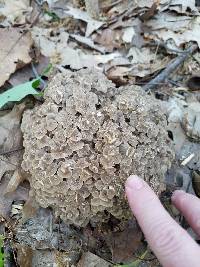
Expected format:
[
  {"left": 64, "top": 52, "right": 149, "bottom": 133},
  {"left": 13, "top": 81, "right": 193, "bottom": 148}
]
[{"left": 21, "top": 69, "right": 174, "bottom": 226}]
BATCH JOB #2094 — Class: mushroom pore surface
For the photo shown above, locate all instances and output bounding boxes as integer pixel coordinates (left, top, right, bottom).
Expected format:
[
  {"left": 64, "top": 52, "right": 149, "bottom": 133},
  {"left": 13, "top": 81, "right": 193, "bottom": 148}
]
[{"left": 21, "top": 69, "right": 174, "bottom": 226}]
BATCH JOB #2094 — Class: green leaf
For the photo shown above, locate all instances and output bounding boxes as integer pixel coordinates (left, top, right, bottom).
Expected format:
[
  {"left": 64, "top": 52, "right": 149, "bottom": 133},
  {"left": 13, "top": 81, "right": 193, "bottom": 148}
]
[
  {"left": 0, "top": 235, "right": 4, "bottom": 267},
  {"left": 0, "top": 79, "right": 40, "bottom": 109},
  {"left": 44, "top": 11, "right": 60, "bottom": 21}
]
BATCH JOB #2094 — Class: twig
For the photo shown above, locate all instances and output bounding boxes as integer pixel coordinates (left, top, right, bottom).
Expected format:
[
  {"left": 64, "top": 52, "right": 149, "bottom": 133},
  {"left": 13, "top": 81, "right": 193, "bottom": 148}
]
[
  {"left": 181, "top": 153, "right": 195, "bottom": 166},
  {"left": 143, "top": 44, "right": 198, "bottom": 92},
  {"left": 0, "top": 147, "right": 24, "bottom": 156}
]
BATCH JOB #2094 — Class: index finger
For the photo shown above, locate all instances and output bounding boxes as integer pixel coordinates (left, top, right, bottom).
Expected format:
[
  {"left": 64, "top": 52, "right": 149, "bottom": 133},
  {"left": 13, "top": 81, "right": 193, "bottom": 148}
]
[{"left": 125, "top": 175, "right": 200, "bottom": 267}]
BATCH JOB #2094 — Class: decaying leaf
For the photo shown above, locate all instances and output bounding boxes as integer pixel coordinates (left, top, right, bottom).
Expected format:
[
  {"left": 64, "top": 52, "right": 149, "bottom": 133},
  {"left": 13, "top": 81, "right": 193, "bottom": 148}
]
[
  {"left": 122, "top": 27, "right": 135, "bottom": 43},
  {"left": 0, "top": 103, "right": 25, "bottom": 180},
  {"left": 15, "top": 244, "right": 33, "bottom": 267},
  {"left": 192, "top": 170, "right": 200, "bottom": 198},
  {"left": 165, "top": 98, "right": 186, "bottom": 153},
  {"left": 93, "top": 28, "right": 122, "bottom": 52},
  {"left": 168, "top": 0, "right": 198, "bottom": 14},
  {"left": 187, "top": 75, "right": 200, "bottom": 91},
  {"left": 5, "top": 168, "right": 24, "bottom": 194},
  {"left": 127, "top": 47, "right": 169, "bottom": 77},
  {"left": 182, "top": 102, "right": 200, "bottom": 141},
  {"left": 105, "top": 220, "right": 142, "bottom": 264},
  {"left": 77, "top": 252, "right": 111, "bottom": 267},
  {"left": 0, "top": 174, "right": 29, "bottom": 219},
  {"left": 146, "top": 14, "right": 200, "bottom": 48},
  {"left": 70, "top": 33, "right": 106, "bottom": 53},
  {"left": 32, "top": 26, "right": 121, "bottom": 70},
  {"left": 0, "top": 28, "right": 33, "bottom": 87},
  {"left": 0, "top": 0, "right": 32, "bottom": 25},
  {"left": 56, "top": 6, "right": 104, "bottom": 36}
]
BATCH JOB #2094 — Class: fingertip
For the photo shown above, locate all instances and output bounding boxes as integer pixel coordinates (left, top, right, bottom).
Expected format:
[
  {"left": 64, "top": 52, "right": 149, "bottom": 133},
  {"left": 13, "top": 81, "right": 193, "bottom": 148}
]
[
  {"left": 171, "top": 190, "right": 185, "bottom": 202},
  {"left": 125, "top": 175, "right": 145, "bottom": 191}
]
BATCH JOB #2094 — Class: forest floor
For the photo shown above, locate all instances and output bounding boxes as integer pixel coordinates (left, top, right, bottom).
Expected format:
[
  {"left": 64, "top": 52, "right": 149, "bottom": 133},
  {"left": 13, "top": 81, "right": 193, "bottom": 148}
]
[{"left": 0, "top": 0, "right": 200, "bottom": 266}]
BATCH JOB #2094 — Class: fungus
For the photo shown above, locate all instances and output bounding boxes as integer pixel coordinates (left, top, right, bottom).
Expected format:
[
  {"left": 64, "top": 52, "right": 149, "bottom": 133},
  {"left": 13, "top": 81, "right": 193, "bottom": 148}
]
[{"left": 21, "top": 69, "right": 174, "bottom": 227}]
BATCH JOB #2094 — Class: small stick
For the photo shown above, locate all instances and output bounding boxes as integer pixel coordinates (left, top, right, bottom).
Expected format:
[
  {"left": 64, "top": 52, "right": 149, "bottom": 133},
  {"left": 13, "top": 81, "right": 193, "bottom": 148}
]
[
  {"left": 181, "top": 153, "right": 195, "bottom": 166},
  {"left": 143, "top": 44, "right": 198, "bottom": 92}
]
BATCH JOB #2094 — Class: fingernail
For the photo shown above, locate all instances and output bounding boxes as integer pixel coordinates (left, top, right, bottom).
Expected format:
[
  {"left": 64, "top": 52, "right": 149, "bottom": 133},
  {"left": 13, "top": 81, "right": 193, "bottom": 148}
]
[
  {"left": 171, "top": 190, "right": 185, "bottom": 201},
  {"left": 126, "top": 175, "right": 144, "bottom": 190}
]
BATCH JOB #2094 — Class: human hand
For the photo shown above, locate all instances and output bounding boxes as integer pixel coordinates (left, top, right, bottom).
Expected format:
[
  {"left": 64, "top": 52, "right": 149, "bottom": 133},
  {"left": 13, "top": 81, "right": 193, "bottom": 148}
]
[{"left": 125, "top": 175, "right": 200, "bottom": 267}]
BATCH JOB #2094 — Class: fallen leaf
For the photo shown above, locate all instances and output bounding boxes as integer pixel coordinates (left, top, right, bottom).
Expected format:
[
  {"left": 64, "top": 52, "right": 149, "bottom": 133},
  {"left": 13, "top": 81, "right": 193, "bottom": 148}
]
[
  {"left": 146, "top": 12, "right": 191, "bottom": 32},
  {"left": 182, "top": 102, "right": 200, "bottom": 141},
  {"left": 139, "top": 2, "right": 158, "bottom": 21},
  {"left": 0, "top": 103, "right": 25, "bottom": 181},
  {"left": 0, "top": 103, "right": 24, "bottom": 152},
  {"left": 0, "top": 173, "right": 29, "bottom": 219},
  {"left": 5, "top": 168, "right": 24, "bottom": 194},
  {"left": 106, "top": 66, "right": 133, "bottom": 85},
  {"left": 168, "top": 0, "right": 198, "bottom": 14},
  {"left": 136, "top": 0, "right": 155, "bottom": 8},
  {"left": 77, "top": 252, "right": 111, "bottom": 267},
  {"left": 32, "top": 26, "right": 121, "bottom": 70},
  {"left": 0, "top": 80, "right": 39, "bottom": 109},
  {"left": 165, "top": 97, "right": 186, "bottom": 154},
  {"left": 122, "top": 27, "right": 135, "bottom": 43},
  {"left": 192, "top": 170, "right": 200, "bottom": 198},
  {"left": 0, "top": 0, "right": 32, "bottom": 25},
  {"left": 93, "top": 28, "right": 122, "bottom": 51},
  {"left": 15, "top": 244, "right": 33, "bottom": 267},
  {"left": 70, "top": 33, "right": 106, "bottom": 53},
  {"left": 127, "top": 47, "right": 168, "bottom": 77},
  {"left": 105, "top": 220, "right": 142, "bottom": 263},
  {"left": 0, "top": 28, "right": 33, "bottom": 87},
  {"left": 187, "top": 75, "right": 200, "bottom": 91},
  {"left": 9, "top": 56, "right": 50, "bottom": 87},
  {"left": 146, "top": 14, "right": 200, "bottom": 48},
  {"left": 54, "top": 6, "right": 104, "bottom": 36}
]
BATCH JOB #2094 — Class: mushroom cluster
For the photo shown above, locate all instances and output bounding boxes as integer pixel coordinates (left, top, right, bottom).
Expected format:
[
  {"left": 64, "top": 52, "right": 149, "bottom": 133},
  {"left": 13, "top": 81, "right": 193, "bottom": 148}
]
[{"left": 21, "top": 69, "right": 174, "bottom": 226}]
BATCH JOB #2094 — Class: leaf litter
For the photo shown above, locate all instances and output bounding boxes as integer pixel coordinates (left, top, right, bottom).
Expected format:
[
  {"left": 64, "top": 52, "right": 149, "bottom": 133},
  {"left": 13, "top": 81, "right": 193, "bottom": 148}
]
[
  {"left": 0, "top": 0, "right": 200, "bottom": 266},
  {"left": 0, "top": 28, "right": 33, "bottom": 87}
]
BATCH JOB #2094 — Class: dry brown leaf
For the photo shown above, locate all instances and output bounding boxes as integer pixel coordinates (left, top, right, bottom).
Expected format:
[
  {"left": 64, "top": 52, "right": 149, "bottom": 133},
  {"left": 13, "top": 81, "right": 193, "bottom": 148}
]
[
  {"left": 70, "top": 33, "right": 106, "bottom": 53},
  {"left": 105, "top": 220, "right": 142, "bottom": 263},
  {"left": 16, "top": 244, "right": 33, "bottom": 267},
  {"left": 0, "top": 103, "right": 25, "bottom": 180},
  {"left": 32, "top": 26, "right": 121, "bottom": 70},
  {"left": 127, "top": 47, "right": 169, "bottom": 77},
  {"left": 93, "top": 28, "right": 122, "bottom": 51},
  {"left": 5, "top": 168, "right": 25, "bottom": 194},
  {"left": 168, "top": 0, "right": 198, "bottom": 14},
  {"left": 55, "top": 6, "right": 104, "bottom": 37},
  {"left": 77, "top": 252, "right": 111, "bottom": 267},
  {"left": 0, "top": 0, "right": 32, "bottom": 25},
  {"left": 0, "top": 28, "right": 33, "bottom": 87},
  {"left": 9, "top": 56, "right": 49, "bottom": 87},
  {"left": 145, "top": 14, "right": 200, "bottom": 48},
  {"left": 0, "top": 174, "right": 29, "bottom": 219},
  {"left": 106, "top": 66, "right": 133, "bottom": 85}
]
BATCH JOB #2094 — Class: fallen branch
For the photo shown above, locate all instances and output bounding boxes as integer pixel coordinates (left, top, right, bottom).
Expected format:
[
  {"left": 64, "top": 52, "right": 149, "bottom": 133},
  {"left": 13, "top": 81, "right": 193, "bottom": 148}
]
[{"left": 143, "top": 44, "right": 198, "bottom": 92}]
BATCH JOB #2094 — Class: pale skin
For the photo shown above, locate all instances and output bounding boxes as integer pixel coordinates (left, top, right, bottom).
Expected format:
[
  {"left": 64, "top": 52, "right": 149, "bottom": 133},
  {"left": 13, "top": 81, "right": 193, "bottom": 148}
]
[{"left": 125, "top": 175, "right": 200, "bottom": 267}]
